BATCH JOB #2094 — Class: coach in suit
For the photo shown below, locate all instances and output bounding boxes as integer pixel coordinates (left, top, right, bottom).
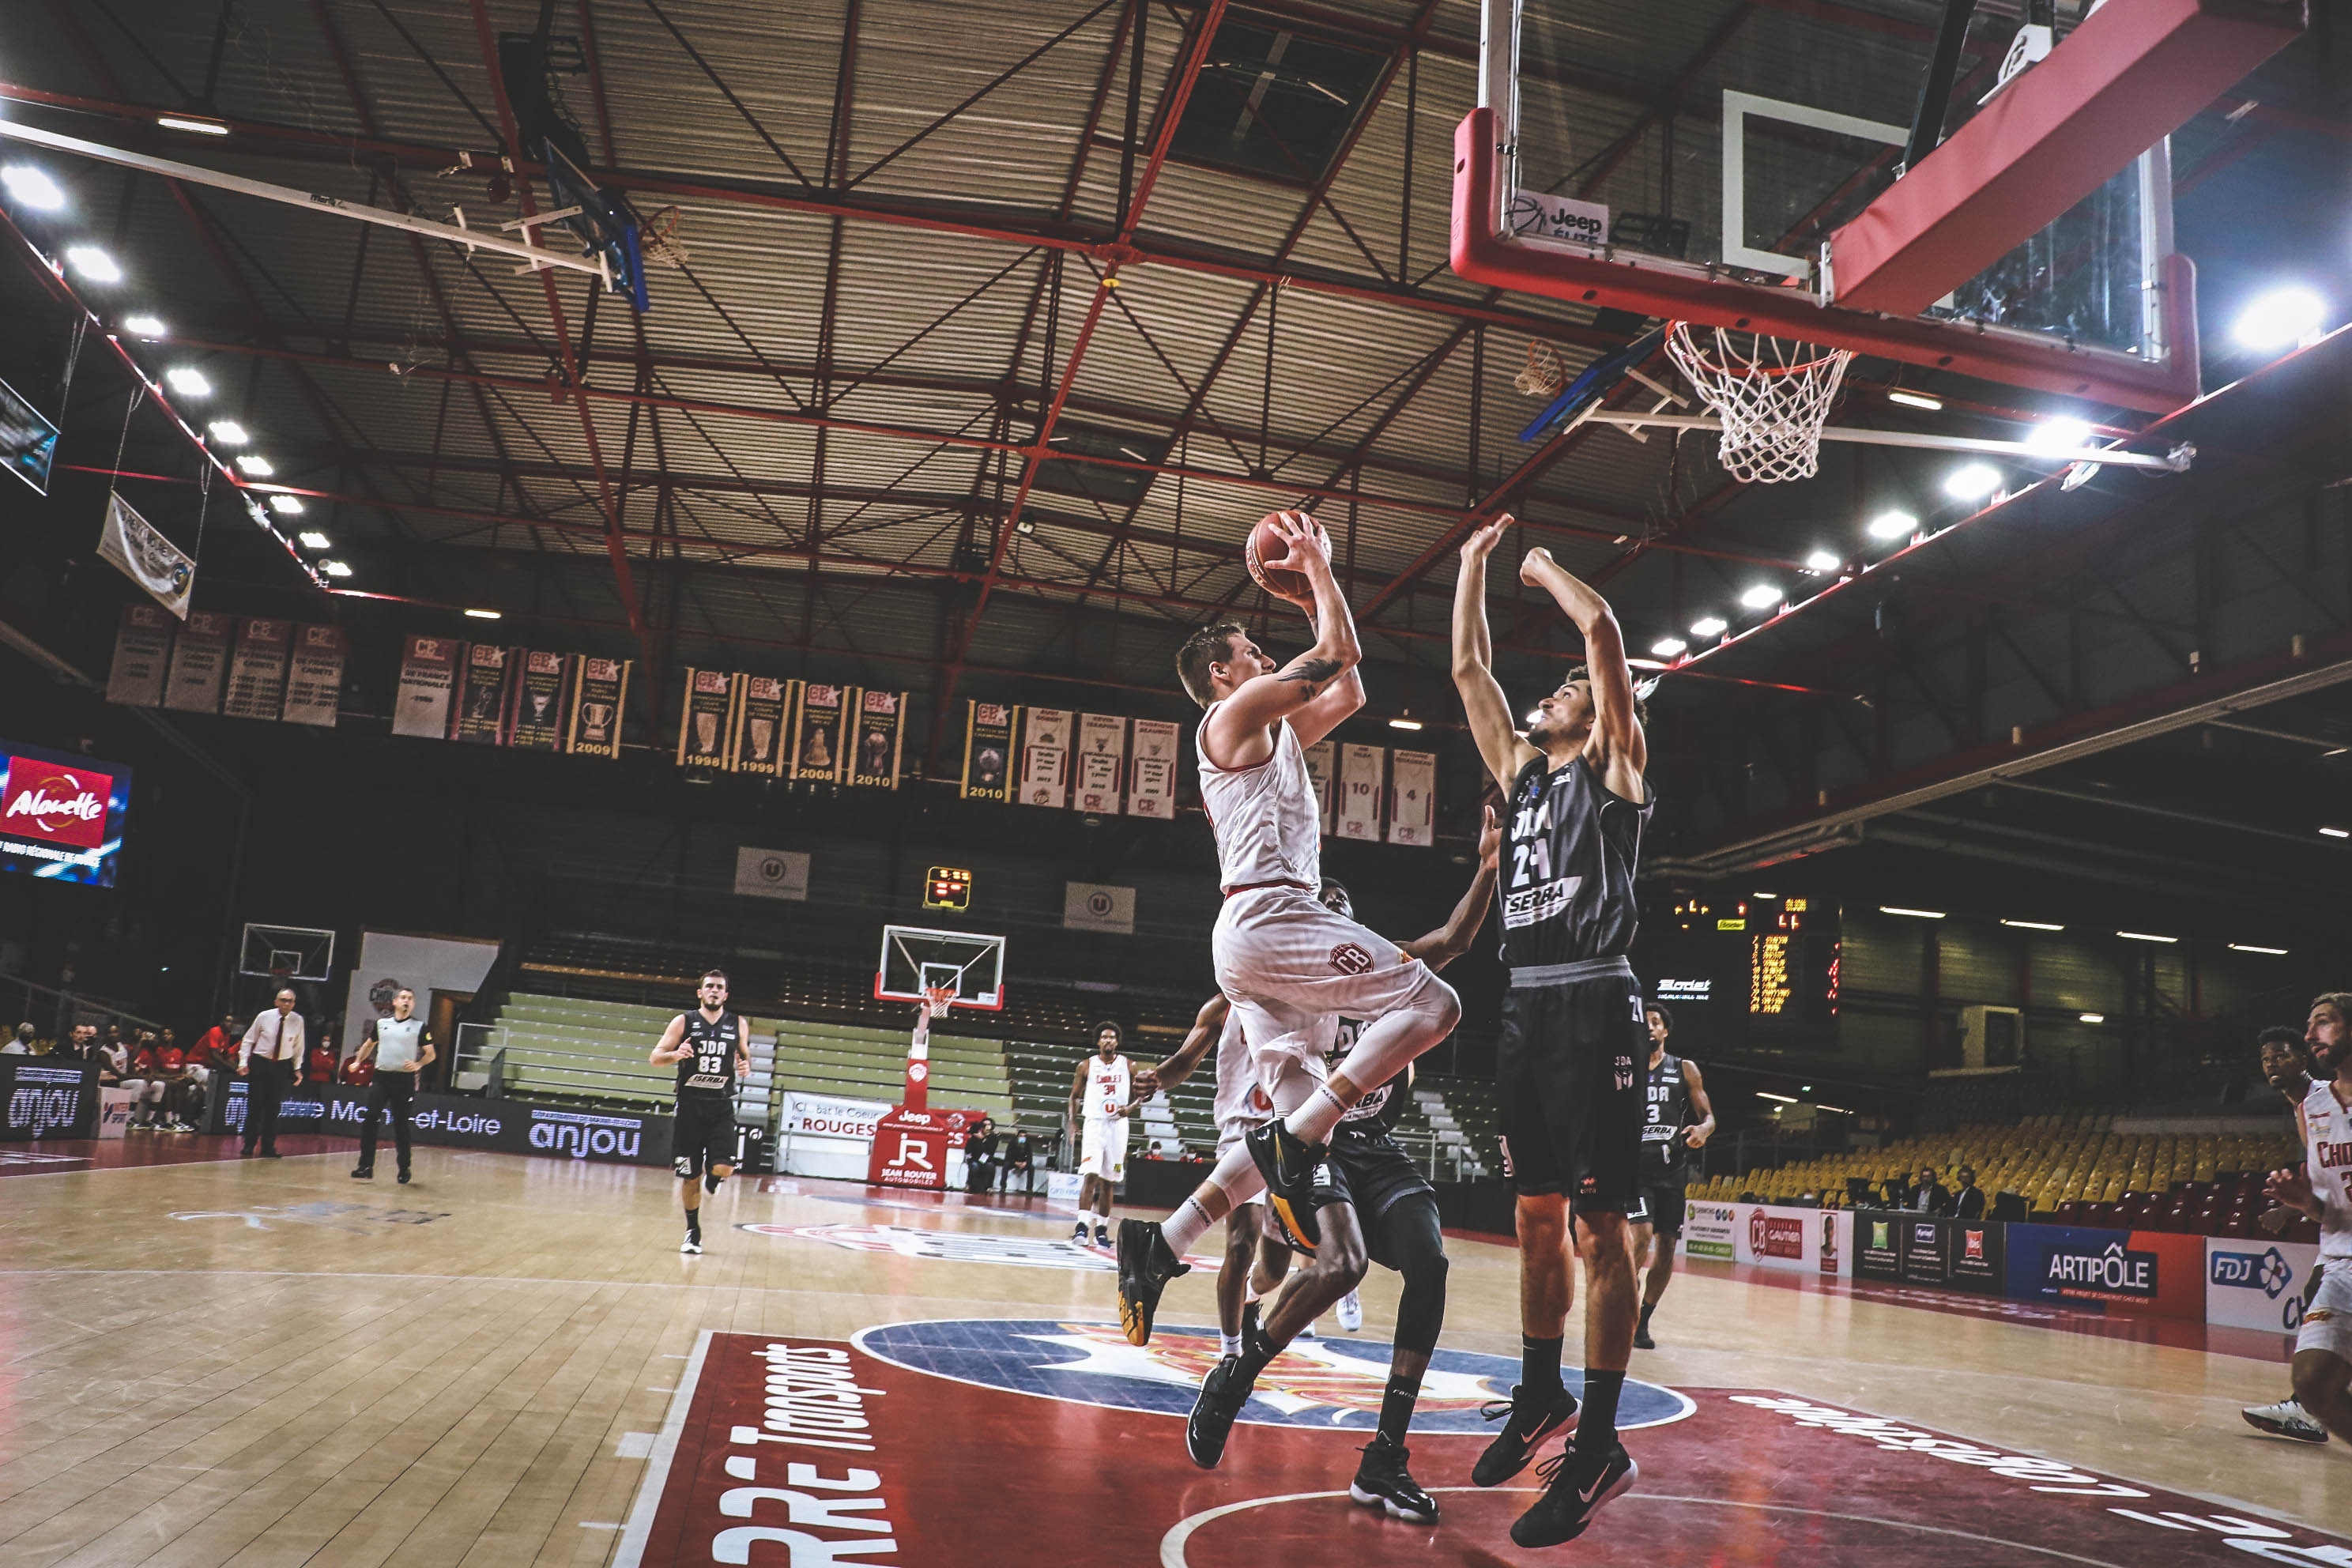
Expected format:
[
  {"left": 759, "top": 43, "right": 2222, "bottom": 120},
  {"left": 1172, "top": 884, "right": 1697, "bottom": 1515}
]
[{"left": 238, "top": 989, "right": 305, "bottom": 1158}]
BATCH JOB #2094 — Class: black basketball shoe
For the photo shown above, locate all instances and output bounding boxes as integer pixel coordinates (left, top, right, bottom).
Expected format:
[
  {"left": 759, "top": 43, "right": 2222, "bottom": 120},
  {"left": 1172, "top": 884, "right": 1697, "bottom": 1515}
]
[
  {"left": 1350, "top": 1435, "right": 1438, "bottom": 1524},
  {"left": 1186, "top": 1356, "right": 1253, "bottom": 1468},
  {"left": 1472, "top": 1381, "right": 1579, "bottom": 1487},
  {"left": 1115, "top": 1218, "right": 1189, "bottom": 1346},
  {"left": 1633, "top": 1306, "right": 1657, "bottom": 1351},
  {"left": 1245, "top": 1121, "right": 1325, "bottom": 1251},
  {"left": 1510, "top": 1443, "right": 1638, "bottom": 1548}
]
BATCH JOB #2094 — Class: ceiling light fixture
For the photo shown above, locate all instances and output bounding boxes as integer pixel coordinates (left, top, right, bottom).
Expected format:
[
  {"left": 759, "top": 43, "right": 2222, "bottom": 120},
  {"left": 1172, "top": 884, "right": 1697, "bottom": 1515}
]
[
  {"left": 164, "top": 367, "right": 211, "bottom": 397},
  {"left": 2116, "top": 930, "right": 2177, "bottom": 944},
  {"left": 1880, "top": 906, "right": 1945, "bottom": 919},
  {"left": 1756, "top": 1091, "right": 1798, "bottom": 1103},
  {"left": 156, "top": 115, "right": 230, "bottom": 136},
  {"left": 267, "top": 495, "right": 303, "bottom": 514},
  {"left": 2001, "top": 918, "right": 2064, "bottom": 931},
  {"left": 1866, "top": 510, "right": 1917, "bottom": 541},
  {"left": 320, "top": 560, "right": 353, "bottom": 579},
  {"left": 464, "top": 609, "right": 503, "bottom": 620},
  {"left": 1690, "top": 616, "right": 1728, "bottom": 639},
  {"left": 235, "top": 454, "right": 274, "bottom": 476},
  {"left": 1, "top": 164, "right": 66, "bottom": 211},
  {"left": 2079, "top": 1012, "right": 2105, "bottom": 1023},
  {"left": 208, "top": 420, "right": 249, "bottom": 445},
  {"left": 1739, "top": 583, "right": 1781, "bottom": 610},
  {"left": 1651, "top": 636, "right": 1687, "bottom": 658},
  {"left": 2024, "top": 416, "right": 2094, "bottom": 457},
  {"left": 1944, "top": 462, "right": 2002, "bottom": 502},
  {"left": 64, "top": 245, "right": 122, "bottom": 283},
  {"left": 2233, "top": 285, "right": 2327, "bottom": 352},
  {"left": 2230, "top": 943, "right": 2289, "bottom": 956},
  {"left": 1804, "top": 549, "right": 1841, "bottom": 572},
  {"left": 1386, "top": 716, "right": 1423, "bottom": 732},
  {"left": 122, "top": 314, "right": 166, "bottom": 337},
  {"left": 2320, "top": 826, "right": 2350, "bottom": 839},
  {"left": 1886, "top": 390, "right": 1943, "bottom": 412},
  {"left": 297, "top": 530, "right": 330, "bottom": 549}
]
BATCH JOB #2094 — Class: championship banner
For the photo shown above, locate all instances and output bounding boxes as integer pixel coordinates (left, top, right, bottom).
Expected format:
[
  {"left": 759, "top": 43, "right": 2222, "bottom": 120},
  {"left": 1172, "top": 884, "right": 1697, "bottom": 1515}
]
[
  {"left": 391, "top": 635, "right": 462, "bottom": 738},
  {"left": 849, "top": 688, "right": 907, "bottom": 790},
  {"left": 1126, "top": 718, "right": 1179, "bottom": 818},
  {"left": 1386, "top": 748, "right": 1435, "bottom": 846},
  {"left": 96, "top": 492, "right": 194, "bottom": 618},
  {"left": 961, "top": 702, "right": 1017, "bottom": 801},
  {"left": 450, "top": 643, "right": 512, "bottom": 744},
  {"left": 160, "top": 609, "right": 232, "bottom": 714},
  {"left": 677, "top": 667, "right": 740, "bottom": 771},
  {"left": 220, "top": 616, "right": 291, "bottom": 720},
  {"left": 1072, "top": 712, "right": 1126, "bottom": 814},
  {"left": 1019, "top": 707, "right": 1072, "bottom": 807},
  {"left": 1336, "top": 743, "right": 1385, "bottom": 841},
  {"left": 509, "top": 650, "right": 570, "bottom": 750},
  {"left": 791, "top": 682, "right": 850, "bottom": 782},
  {"left": 104, "top": 602, "right": 173, "bottom": 708},
  {"left": 1304, "top": 738, "right": 1337, "bottom": 833},
  {"left": 734, "top": 676, "right": 793, "bottom": 775},
  {"left": 566, "top": 656, "right": 630, "bottom": 757},
  {"left": 280, "top": 623, "right": 346, "bottom": 728}
]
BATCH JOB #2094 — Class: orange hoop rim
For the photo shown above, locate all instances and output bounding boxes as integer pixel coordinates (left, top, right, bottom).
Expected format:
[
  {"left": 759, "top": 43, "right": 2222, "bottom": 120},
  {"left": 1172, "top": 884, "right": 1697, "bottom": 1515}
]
[{"left": 1666, "top": 320, "right": 1854, "bottom": 378}]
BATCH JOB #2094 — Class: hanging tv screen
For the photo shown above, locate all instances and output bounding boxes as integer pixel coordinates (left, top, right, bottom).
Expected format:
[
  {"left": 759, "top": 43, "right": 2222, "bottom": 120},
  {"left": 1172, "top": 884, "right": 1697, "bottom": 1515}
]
[
  {"left": 0, "top": 741, "right": 131, "bottom": 887},
  {"left": 0, "top": 375, "right": 60, "bottom": 495}
]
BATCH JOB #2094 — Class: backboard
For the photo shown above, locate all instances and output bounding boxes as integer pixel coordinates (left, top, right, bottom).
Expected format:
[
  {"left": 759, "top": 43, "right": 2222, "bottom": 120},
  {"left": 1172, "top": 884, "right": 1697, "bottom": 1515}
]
[
  {"left": 1467, "top": 0, "right": 2301, "bottom": 412},
  {"left": 239, "top": 923, "right": 335, "bottom": 982},
  {"left": 876, "top": 925, "right": 1005, "bottom": 1012}
]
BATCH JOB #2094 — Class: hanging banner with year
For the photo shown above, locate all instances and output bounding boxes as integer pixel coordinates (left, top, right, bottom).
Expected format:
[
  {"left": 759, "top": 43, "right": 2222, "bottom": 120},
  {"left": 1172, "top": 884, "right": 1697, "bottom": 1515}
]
[
  {"left": 1073, "top": 712, "right": 1127, "bottom": 814},
  {"left": 280, "top": 624, "right": 346, "bottom": 728},
  {"left": 677, "top": 667, "right": 740, "bottom": 771},
  {"left": 962, "top": 702, "right": 1018, "bottom": 802},
  {"left": 565, "top": 657, "right": 630, "bottom": 757},
  {"left": 1336, "top": 744, "right": 1385, "bottom": 842},
  {"left": 391, "top": 635, "right": 460, "bottom": 738},
  {"left": 1126, "top": 718, "right": 1180, "bottom": 818},
  {"left": 734, "top": 676, "right": 793, "bottom": 775},
  {"left": 450, "top": 643, "right": 512, "bottom": 744},
  {"left": 1020, "top": 707, "right": 1072, "bottom": 807},
  {"left": 508, "top": 650, "right": 570, "bottom": 750},
  {"left": 848, "top": 688, "right": 906, "bottom": 789},
  {"left": 1386, "top": 748, "right": 1435, "bottom": 846},
  {"left": 791, "top": 683, "right": 849, "bottom": 782},
  {"left": 104, "top": 603, "right": 174, "bottom": 708}
]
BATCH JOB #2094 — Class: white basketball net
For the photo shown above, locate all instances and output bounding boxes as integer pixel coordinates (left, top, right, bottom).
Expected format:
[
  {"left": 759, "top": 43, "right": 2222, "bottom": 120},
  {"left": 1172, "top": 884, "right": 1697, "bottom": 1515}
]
[
  {"left": 1664, "top": 322, "right": 1854, "bottom": 484},
  {"left": 922, "top": 984, "right": 956, "bottom": 1020}
]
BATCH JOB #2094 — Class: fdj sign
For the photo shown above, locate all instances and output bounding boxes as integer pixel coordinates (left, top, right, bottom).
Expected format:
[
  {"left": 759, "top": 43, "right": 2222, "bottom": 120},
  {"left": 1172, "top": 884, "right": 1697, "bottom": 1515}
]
[
  {"left": 2211, "top": 1246, "right": 2294, "bottom": 1300},
  {"left": 2045, "top": 1240, "right": 2157, "bottom": 1298}
]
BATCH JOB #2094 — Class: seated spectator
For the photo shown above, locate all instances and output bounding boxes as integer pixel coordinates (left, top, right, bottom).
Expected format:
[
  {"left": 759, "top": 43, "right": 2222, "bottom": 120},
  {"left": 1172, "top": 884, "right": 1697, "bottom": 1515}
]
[
  {"left": 1145, "top": 1141, "right": 1167, "bottom": 1160},
  {"left": 1909, "top": 1165, "right": 1952, "bottom": 1216},
  {"left": 127, "top": 1030, "right": 172, "bottom": 1130},
  {"left": 963, "top": 1118, "right": 998, "bottom": 1193},
  {"left": 999, "top": 1130, "right": 1035, "bottom": 1195},
  {"left": 1951, "top": 1167, "right": 1987, "bottom": 1221},
  {"left": 55, "top": 1022, "right": 94, "bottom": 1063},
  {"left": 2, "top": 1022, "right": 32, "bottom": 1054}
]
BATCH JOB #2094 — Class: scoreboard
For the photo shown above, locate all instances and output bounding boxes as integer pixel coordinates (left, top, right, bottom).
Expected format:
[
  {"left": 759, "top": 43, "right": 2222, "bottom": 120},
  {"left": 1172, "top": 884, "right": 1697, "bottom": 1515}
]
[{"left": 1641, "top": 895, "right": 1839, "bottom": 1052}]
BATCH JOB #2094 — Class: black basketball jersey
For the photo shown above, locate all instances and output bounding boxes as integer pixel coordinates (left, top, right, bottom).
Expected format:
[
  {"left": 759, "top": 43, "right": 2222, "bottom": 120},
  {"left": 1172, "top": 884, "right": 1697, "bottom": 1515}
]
[
  {"left": 1639, "top": 1052, "right": 1691, "bottom": 1179},
  {"left": 1499, "top": 750, "right": 1653, "bottom": 967},
  {"left": 1329, "top": 1018, "right": 1405, "bottom": 1140},
  {"left": 675, "top": 1009, "right": 741, "bottom": 1101}
]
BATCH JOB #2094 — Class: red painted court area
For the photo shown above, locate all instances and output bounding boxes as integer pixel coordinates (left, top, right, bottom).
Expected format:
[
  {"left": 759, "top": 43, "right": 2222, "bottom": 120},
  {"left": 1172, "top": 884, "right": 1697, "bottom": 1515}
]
[{"left": 617, "top": 1327, "right": 2349, "bottom": 1567}]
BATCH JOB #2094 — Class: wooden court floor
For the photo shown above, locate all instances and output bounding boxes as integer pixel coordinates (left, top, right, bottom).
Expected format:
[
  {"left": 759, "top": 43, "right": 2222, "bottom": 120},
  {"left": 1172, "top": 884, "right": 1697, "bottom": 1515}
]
[{"left": 0, "top": 1142, "right": 2345, "bottom": 1566}]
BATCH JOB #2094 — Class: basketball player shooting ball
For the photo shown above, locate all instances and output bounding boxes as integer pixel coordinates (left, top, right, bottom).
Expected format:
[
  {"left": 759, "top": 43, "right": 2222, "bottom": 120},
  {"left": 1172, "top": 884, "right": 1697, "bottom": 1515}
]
[
  {"left": 1116, "top": 510, "right": 1463, "bottom": 1346},
  {"left": 1452, "top": 515, "right": 1653, "bottom": 1547}
]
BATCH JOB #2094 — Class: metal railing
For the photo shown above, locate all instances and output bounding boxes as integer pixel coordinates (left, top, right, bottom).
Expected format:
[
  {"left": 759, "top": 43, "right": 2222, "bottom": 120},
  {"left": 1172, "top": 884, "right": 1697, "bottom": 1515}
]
[{"left": 0, "top": 972, "right": 164, "bottom": 1045}]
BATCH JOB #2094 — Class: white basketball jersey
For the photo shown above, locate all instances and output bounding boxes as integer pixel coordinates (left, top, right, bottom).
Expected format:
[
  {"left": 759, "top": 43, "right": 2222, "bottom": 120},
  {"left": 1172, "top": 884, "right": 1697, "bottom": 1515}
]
[
  {"left": 1211, "top": 1010, "right": 1266, "bottom": 1129},
  {"left": 1195, "top": 705, "right": 1321, "bottom": 891},
  {"left": 1084, "top": 1054, "right": 1132, "bottom": 1118},
  {"left": 2302, "top": 1079, "right": 2352, "bottom": 1260}
]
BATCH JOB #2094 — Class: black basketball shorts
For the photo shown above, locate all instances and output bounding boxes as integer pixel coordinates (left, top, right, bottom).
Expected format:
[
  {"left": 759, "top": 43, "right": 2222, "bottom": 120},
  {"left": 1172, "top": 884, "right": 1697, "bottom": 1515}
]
[
  {"left": 1494, "top": 973, "right": 1645, "bottom": 1212},
  {"left": 1637, "top": 1178, "right": 1688, "bottom": 1236},
  {"left": 1311, "top": 1128, "right": 1436, "bottom": 1260},
  {"left": 672, "top": 1095, "right": 737, "bottom": 1179}
]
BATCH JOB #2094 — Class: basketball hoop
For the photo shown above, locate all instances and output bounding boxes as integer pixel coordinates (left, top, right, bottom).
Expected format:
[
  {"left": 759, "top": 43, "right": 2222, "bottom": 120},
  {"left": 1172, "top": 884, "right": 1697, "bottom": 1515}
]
[
  {"left": 920, "top": 983, "right": 956, "bottom": 1021},
  {"left": 1664, "top": 322, "right": 1855, "bottom": 484}
]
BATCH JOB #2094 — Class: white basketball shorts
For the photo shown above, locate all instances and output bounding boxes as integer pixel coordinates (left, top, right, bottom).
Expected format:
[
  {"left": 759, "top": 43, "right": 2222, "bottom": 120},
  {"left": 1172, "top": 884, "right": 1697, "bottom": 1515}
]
[
  {"left": 2298, "top": 1257, "right": 2352, "bottom": 1363},
  {"left": 1079, "top": 1113, "right": 1130, "bottom": 1182},
  {"left": 1214, "top": 884, "right": 1435, "bottom": 1072}
]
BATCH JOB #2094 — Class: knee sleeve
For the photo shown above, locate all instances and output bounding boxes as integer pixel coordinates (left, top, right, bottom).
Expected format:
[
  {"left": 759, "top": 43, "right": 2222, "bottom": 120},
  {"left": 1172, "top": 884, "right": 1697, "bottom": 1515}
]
[
  {"left": 1384, "top": 1197, "right": 1449, "bottom": 1355},
  {"left": 1404, "top": 971, "right": 1462, "bottom": 1033}
]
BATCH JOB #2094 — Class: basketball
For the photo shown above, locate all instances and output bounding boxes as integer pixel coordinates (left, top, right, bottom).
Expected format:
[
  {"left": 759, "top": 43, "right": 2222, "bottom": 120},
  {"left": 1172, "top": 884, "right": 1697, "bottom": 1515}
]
[{"left": 1246, "top": 512, "right": 1314, "bottom": 604}]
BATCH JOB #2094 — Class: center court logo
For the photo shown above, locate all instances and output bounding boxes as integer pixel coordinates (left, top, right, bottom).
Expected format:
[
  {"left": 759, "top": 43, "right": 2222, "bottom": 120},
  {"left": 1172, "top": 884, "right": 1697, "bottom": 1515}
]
[{"left": 850, "top": 1317, "right": 1693, "bottom": 1434}]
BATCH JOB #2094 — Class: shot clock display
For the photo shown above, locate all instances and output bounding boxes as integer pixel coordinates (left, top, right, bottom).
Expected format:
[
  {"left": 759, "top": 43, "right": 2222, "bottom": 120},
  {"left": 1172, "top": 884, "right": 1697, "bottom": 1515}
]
[{"left": 922, "top": 866, "right": 973, "bottom": 912}]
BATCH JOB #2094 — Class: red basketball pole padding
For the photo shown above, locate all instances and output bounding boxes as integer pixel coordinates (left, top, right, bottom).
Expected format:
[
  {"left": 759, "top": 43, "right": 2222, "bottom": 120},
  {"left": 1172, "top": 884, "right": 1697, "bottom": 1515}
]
[
  {"left": 1451, "top": 110, "right": 2202, "bottom": 413},
  {"left": 1830, "top": 0, "right": 2306, "bottom": 316}
]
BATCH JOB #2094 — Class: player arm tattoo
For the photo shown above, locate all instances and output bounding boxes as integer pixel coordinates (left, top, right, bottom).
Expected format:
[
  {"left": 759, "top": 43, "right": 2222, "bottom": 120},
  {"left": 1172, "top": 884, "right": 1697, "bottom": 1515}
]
[{"left": 1276, "top": 652, "right": 1342, "bottom": 695}]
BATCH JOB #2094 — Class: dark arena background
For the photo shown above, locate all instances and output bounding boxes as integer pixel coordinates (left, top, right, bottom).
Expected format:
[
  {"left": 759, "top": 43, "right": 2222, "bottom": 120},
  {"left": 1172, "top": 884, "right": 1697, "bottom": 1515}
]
[{"left": 1, "top": 1, "right": 2349, "bottom": 1563}]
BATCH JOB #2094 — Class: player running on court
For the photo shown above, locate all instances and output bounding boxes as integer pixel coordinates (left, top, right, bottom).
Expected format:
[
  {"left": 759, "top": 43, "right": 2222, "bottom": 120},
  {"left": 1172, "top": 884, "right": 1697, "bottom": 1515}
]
[
  {"left": 1115, "top": 511, "right": 1463, "bottom": 1345},
  {"left": 650, "top": 968, "right": 752, "bottom": 1255},
  {"left": 1451, "top": 516, "right": 1653, "bottom": 1547},
  {"left": 1630, "top": 1004, "right": 1713, "bottom": 1350},
  {"left": 2265, "top": 992, "right": 2352, "bottom": 1442},
  {"left": 1132, "top": 813, "right": 1499, "bottom": 1521}
]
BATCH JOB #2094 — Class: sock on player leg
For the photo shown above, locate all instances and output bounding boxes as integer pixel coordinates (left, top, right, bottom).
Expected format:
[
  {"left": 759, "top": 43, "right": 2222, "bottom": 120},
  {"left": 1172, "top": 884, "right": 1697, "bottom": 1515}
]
[
  {"left": 1523, "top": 1333, "right": 1565, "bottom": 1395},
  {"left": 1575, "top": 1369, "right": 1626, "bottom": 1454},
  {"left": 1283, "top": 984, "right": 1460, "bottom": 1145},
  {"left": 1377, "top": 1370, "right": 1423, "bottom": 1447},
  {"left": 1220, "top": 1332, "right": 1242, "bottom": 1357}
]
